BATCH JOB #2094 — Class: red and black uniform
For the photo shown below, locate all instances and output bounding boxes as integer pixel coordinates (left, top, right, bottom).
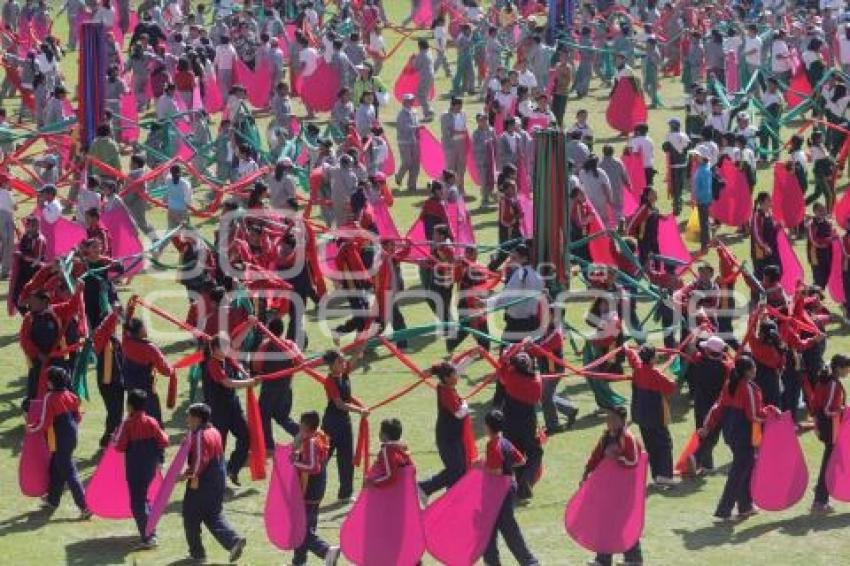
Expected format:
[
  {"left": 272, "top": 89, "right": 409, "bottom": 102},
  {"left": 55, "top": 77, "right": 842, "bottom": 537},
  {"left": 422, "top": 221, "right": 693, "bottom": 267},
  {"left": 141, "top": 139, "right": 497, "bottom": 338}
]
[
  {"left": 448, "top": 260, "right": 499, "bottom": 352},
  {"left": 20, "top": 290, "right": 82, "bottom": 404},
  {"left": 322, "top": 371, "right": 362, "bottom": 500},
  {"left": 333, "top": 235, "right": 373, "bottom": 336},
  {"left": 626, "top": 348, "right": 675, "bottom": 479},
  {"left": 29, "top": 389, "right": 87, "bottom": 510},
  {"left": 429, "top": 241, "right": 456, "bottom": 328},
  {"left": 809, "top": 376, "right": 846, "bottom": 505},
  {"left": 420, "top": 196, "right": 451, "bottom": 241},
  {"left": 92, "top": 311, "right": 124, "bottom": 443},
  {"left": 684, "top": 352, "right": 731, "bottom": 470},
  {"left": 493, "top": 347, "right": 543, "bottom": 499},
  {"left": 481, "top": 434, "right": 537, "bottom": 566},
  {"left": 182, "top": 424, "right": 242, "bottom": 560},
  {"left": 570, "top": 198, "right": 593, "bottom": 263},
  {"left": 251, "top": 337, "right": 301, "bottom": 447},
  {"left": 419, "top": 384, "right": 470, "bottom": 496},
  {"left": 86, "top": 222, "right": 113, "bottom": 257},
  {"left": 751, "top": 209, "right": 779, "bottom": 281},
  {"left": 648, "top": 266, "right": 682, "bottom": 349},
  {"left": 498, "top": 194, "right": 523, "bottom": 245},
  {"left": 10, "top": 230, "right": 46, "bottom": 312},
  {"left": 373, "top": 245, "right": 409, "bottom": 347},
  {"left": 202, "top": 356, "right": 250, "bottom": 480},
  {"left": 627, "top": 203, "right": 660, "bottom": 264},
  {"left": 114, "top": 410, "right": 168, "bottom": 540},
  {"left": 366, "top": 441, "right": 412, "bottom": 487},
  {"left": 704, "top": 379, "right": 776, "bottom": 519},
  {"left": 807, "top": 216, "right": 834, "bottom": 289},
  {"left": 536, "top": 324, "right": 578, "bottom": 432},
  {"left": 748, "top": 332, "right": 785, "bottom": 408},
  {"left": 122, "top": 331, "right": 174, "bottom": 425},
  {"left": 293, "top": 430, "right": 332, "bottom": 564}
]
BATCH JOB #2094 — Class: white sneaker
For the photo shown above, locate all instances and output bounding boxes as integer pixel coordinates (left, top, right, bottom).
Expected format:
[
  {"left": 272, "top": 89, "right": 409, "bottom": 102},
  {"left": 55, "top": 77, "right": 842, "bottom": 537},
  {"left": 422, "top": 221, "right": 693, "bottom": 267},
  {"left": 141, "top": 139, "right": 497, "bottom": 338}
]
[
  {"left": 655, "top": 476, "right": 678, "bottom": 486},
  {"left": 325, "top": 546, "right": 341, "bottom": 566}
]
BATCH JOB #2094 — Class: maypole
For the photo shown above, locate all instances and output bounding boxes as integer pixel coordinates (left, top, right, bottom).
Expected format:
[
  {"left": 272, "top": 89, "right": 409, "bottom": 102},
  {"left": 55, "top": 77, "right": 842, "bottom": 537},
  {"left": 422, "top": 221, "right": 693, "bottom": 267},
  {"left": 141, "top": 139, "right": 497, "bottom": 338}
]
[
  {"left": 78, "top": 22, "right": 107, "bottom": 150},
  {"left": 532, "top": 128, "right": 571, "bottom": 291}
]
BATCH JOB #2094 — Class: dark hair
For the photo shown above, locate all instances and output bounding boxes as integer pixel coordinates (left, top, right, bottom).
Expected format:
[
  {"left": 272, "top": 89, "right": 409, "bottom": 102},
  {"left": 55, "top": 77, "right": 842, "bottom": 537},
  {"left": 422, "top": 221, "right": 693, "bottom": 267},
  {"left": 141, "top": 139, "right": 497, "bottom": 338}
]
[
  {"left": 609, "top": 405, "right": 628, "bottom": 422},
  {"left": 267, "top": 317, "right": 284, "bottom": 337},
  {"left": 47, "top": 366, "right": 70, "bottom": 390},
  {"left": 188, "top": 402, "right": 212, "bottom": 423},
  {"left": 380, "top": 418, "right": 403, "bottom": 441},
  {"left": 430, "top": 361, "right": 456, "bottom": 382},
  {"left": 127, "top": 389, "right": 148, "bottom": 411},
  {"left": 484, "top": 409, "right": 505, "bottom": 432},
  {"left": 300, "top": 410, "right": 320, "bottom": 430},
  {"left": 729, "top": 355, "right": 755, "bottom": 395},
  {"left": 823, "top": 354, "right": 850, "bottom": 382},
  {"left": 323, "top": 349, "right": 343, "bottom": 365},
  {"left": 638, "top": 344, "right": 656, "bottom": 365},
  {"left": 126, "top": 317, "right": 145, "bottom": 337}
]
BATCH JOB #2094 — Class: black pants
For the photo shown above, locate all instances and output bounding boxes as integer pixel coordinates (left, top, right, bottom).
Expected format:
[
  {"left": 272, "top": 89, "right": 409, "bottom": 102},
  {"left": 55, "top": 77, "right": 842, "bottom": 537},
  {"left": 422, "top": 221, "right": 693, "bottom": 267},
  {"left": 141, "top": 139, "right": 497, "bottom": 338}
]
[
  {"left": 47, "top": 421, "right": 86, "bottom": 509},
  {"left": 812, "top": 256, "right": 831, "bottom": 289},
  {"left": 644, "top": 167, "right": 656, "bottom": 187},
  {"left": 639, "top": 425, "right": 673, "bottom": 479},
  {"left": 595, "top": 541, "right": 642, "bottom": 566},
  {"left": 127, "top": 453, "right": 158, "bottom": 540},
  {"left": 505, "top": 424, "right": 543, "bottom": 498},
  {"left": 210, "top": 399, "right": 250, "bottom": 478},
  {"left": 482, "top": 485, "right": 538, "bottom": 565},
  {"left": 334, "top": 294, "right": 370, "bottom": 336},
  {"left": 97, "top": 380, "right": 124, "bottom": 441},
  {"left": 182, "top": 469, "right": 240, "bottom": 559},
  {"left": 419, "top": 436, "right": 466, "bottom": 495},
  {"left": 670, "top": 167, "right": 686, "bottom": 214},
  {"left": 715, "top": 443, "right": 755, "bottom": 518},
  {"left": 447, "top": 321, "right": 490, "bottom": 352},
  {"left": 780, "top": 367, "right": 802, "bottom": 419},
  {"left": 293, "top": 502, "right": 330, "bottom": 565},
  {"left": 815, "top": 442, "right": 834, "bottom": 505},
  {"left": 388, "top": 301, "right": 409, "bottom": 348},
  {"left": 502, "top": 315, "right": 541, "bottom": 345},
  {"left": 433, "top": 284, "right": 454, "bottom": 329},
  {"left": 259, "top": 381, "right": 299, "bottom": 448},
  {"left": 694, "top": 403, "right": 720, "bottom": 470},
  {"left": 754, "top": 366, "right": 781, "bottom": 408},
  {"left": 323, "top": 415, "right": 354, "bottom": 499}
]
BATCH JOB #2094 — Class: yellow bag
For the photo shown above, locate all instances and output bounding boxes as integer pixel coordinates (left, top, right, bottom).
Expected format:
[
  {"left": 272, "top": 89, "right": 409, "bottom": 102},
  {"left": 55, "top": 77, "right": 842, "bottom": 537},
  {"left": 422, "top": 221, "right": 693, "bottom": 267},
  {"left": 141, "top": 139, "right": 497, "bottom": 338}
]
[{"left": 685, "top": 207, "right": 701, "bottom": 243}]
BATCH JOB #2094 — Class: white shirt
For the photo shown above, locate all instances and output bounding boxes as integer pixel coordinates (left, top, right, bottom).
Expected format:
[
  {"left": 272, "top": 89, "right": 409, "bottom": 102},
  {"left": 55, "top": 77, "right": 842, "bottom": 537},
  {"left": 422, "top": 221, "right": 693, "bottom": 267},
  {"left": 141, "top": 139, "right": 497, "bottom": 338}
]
[
  {"left": 42, "top": 199, "right": 62, "bottom": 224},
  {"left": 770, "top": 39, "right": 791, "bottom": 73},
  {"left": 76, "top": 188, "right": 101, "bottom": 221},
  {"left": 487, "top": 264, "right": 546, "bottom": 319},
  {"left": 629, "top": 136, "right": 655, "bottom": 167},
  {"left": 743, "top": 36, "right": 762, "bottom": 66},
  {"left": 92, "top": 6, "right": 115, "bottom": 27},
  {"left": 839, "top": 35, "right": 850, "bottom": 65},
  {"left": 299, "top": 47, "right": 319, "bottom": 76},
  {"left": 368, "top": 32, "right": 385, "bottom": 55},
  {"left": 518, "top": 69, "right": 537, "bottom": 89},
  {"left": 215, "top": 44, "right": 237, "bottom": 70},
  {"left": 0, "top": 188, "right": 14, "bottom": 213},
  {"left": 696, "top": 141, "right": 719, "bottom": 166},
  {"left": 665, "top": 131, "right": 690, "bottom": 154}
]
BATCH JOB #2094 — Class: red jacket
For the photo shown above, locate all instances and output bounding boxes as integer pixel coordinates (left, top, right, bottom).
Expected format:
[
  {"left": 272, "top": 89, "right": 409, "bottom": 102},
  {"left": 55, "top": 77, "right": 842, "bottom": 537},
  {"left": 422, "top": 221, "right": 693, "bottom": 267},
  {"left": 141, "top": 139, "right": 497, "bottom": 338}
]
[
  {"left": 114, "top": 411, "right": 169, "bottom": 452},
  {"left": 28, "top": 390, "right": 81, "bottom": 433},
  {"left": 704, "top": 381, "right": 772, "bottom": 431},
  {"left": 585, "top": 429, "right": 642, "bottom": 475},
  {"left": 293, "top": 430, "right": 330, "bottom": 476},
  {"left": 810, "top": 380, "right": 846, "bottom": 418},
  {"left": 186, "top": 425, "right": 224, "bottom": 478},
  {"left": 366, "top": 442, "right": 412, "bottom": 487},
  {"left": 626, "top": 349, "right": 675, "bottom": 395}
]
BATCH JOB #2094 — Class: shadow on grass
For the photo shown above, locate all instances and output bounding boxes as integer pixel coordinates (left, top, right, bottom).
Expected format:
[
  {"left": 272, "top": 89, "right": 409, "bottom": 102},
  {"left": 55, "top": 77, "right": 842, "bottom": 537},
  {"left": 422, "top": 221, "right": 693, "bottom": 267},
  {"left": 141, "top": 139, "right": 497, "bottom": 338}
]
[
  {"left": 0, "top": 508, "right": 79, "bottom": 537},
  {"left": 65, "top": 535, "right": 138, "bottom": 565}
]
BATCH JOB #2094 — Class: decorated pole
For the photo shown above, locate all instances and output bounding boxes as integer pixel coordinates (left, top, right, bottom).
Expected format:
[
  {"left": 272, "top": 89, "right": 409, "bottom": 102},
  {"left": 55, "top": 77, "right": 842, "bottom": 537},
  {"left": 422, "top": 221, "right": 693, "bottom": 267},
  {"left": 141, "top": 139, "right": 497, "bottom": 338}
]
[
  {"left": 532, "top": 128, "right": 571, "bottom": 291},
  {"left": 78, "top": 22, "right": 107, "bottom": 150}
]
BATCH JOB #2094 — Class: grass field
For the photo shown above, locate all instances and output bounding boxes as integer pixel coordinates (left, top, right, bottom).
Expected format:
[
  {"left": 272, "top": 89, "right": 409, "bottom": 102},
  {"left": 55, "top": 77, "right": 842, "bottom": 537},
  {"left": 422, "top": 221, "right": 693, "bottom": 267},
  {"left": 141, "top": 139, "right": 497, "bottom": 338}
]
[{"left": 1, "top": 2, "right": 850, "bottom": 565}]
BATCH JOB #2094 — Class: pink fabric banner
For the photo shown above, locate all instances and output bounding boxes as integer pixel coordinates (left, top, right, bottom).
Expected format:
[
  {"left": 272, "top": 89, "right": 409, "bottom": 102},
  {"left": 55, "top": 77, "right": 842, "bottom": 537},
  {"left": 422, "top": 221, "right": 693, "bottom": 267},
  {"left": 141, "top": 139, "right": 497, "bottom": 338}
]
[
  {"left": 777, "top": 229, "right": 803, "bottom": 294},
  {"left": 658, "top": 214, "right": 691, "bottom": 262},
  {"left": 834, "top": 190, "right": 850, "bottom": 228},
  {"left": 785, "top": 62, "right": 813, "bottom": 109},
  {"left": 422, "top": 468, "right": 512, "bottom": 566},
  {"left": 372, "top": 200, "right": 401, "bottom": 238},
  {"left": 711, "top": 160, "right": 752, "bottom": 227},
  {"left": 297, "top": 61, "right": 340, "bottom": 113},
  {"left": 622, "top": 151, "right": 646, "bottom": 195},
  {"left": 246, "top": 59, "right": 272, "bottom": 108},
  {"left": 519, "top": 194, "right": 533, "bottom": 237},
  {"left": 605, "top": 78, "right": 647, "bottom": 135},
  {"left": 382, "top": 135, "right": 397, "bottom": 176},
  {"left": 751, "top": 412, "right": 809, "bottom": 511},
  {"left": 265, "top": 444, "right": 307, "bottom": 550},
  {"left": 448, "top": 199, "right": 476, "bottom": 248},
  {"left": 419, "top": 128, "right": 446, "bottom": 180},
  {"left": 412, "top": 0, "right": 434, "bottom": 27},
  {"left": 86, "top": 443, "right": 164, "bottom": 519},
  {"left": 565, "top": 452, "right": 648, "bottom": 554},
  {"left": 773, "top": 163, "right": 805, "bottom": 228},
  {"left": 34, "top": 208, "right": 87, "bottom": 261},
  {"left": 340, "top": 466, "right": 425, "bottom": 565},
  {"left": 202, "top": 74, "right": 225, "bottom": 113},
  {"left": 393, "top": 63, "right": 435, "bottom": 105},
  {"left": 587, "top": 204, "right": 617, "bottom": 265},
  {"left": 725, "top": 51, "right": 739, "bottom": 92},
  {"left": 622, "top": 187, "right": 639, "bottom": 216},
  {"left": 19, "top": 400, "right": 50, "bottom": 497},
  {"left": 145, "top": 435, "right": 191, "bottom": 538},
  {"left": 119, "top": 92, "right": 140, "bottom": 143},
  {"left": 827, "top": 407, "right": 850, "bottom": 501},
  {"left": 827, "top": 239, "right": 845, "bottom": 304},
  {"left": 465, "top": 133, "right": 482, "bottom": 187},
  {"left": 102, "top": 206, "right": 145, "bottom": 278}
]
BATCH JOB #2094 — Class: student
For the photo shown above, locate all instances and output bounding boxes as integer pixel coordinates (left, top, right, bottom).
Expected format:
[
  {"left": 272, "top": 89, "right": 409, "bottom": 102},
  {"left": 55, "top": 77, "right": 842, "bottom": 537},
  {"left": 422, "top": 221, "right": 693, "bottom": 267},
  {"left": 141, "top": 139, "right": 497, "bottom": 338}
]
[
  {"left": 481, "top": 409, "right": 539, "bottom": 566},
  {"left": 807, "top": 354, "right": 850, "bottom": 513},
  {"left": 807, "top": 202, "right": 835, "bottom": 289},
  {"left": 536, "top": 315, "right": 578, "bottom": 434},
  {"left": 292, "top": 410, "right": 341, "bottom": 566},
  {"left": 626, "top": 344, "right": 676, "bottom": 486},
  {"left": 180, "top": 403, "right": 247, "bottom": 562},
  {"left": 251, "top": 317, "right": 301, "bottom": 450},
  {"left": 322, "top": 349, "right": 369, "bottom": 502},
  {"left": 27, "top": 367, "right": 91, "bottom": 518},
  {"left": 202, "top": 333, "right": 257, "bottom": 486},
  {"left": 700, "top": 355, "right": 780, "bottom": 522},
  {"left": 662, "top": 118, "right": 690, "bottom": 215},
  {"left": 583, "top": 406, "right": 643, "bottom": 566},
  {"left": 750, "top": 192, "right": 779, "bottom": 283},
  {"left": 627, "top": 187, "right": 660, "bottom": 266},
  {"left": 365, "top": 418, "right": 412, "bottom": 487},
  {"left": 122, "top": 317, "right": 176, "bottom": 425},
  {"left": 114, "top": 389, "right": 169, "bottom": 548},
  {"left": 419, "top": 362, "right": 470, "bottom": 500},
  {"left": 684, "top": 336, "right": 731, "bottom": 473}
]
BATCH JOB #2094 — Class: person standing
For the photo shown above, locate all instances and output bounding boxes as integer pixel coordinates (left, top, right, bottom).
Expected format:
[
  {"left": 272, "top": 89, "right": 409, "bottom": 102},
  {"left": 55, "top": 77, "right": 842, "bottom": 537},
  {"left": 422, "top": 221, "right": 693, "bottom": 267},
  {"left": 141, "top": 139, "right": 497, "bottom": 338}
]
[
  {"left": 599, "top": 145, "right": 630, "bottom": 228},
  {"left": 472, "top": 112, "right": 497, "bottom": 206},
  {"left": 0, "top": 173, "right": 16, "bottom": 279},
  {"left": 440, "top": 97, "right": 468, "bottom": 194},
  {"left": 550, "top": 50, "right": 573, "bottom": 127},
  {"left": 165, "top": 165, "right": 193, "bottom": 229},
  {"left": 662, "top": 119, "right": 690, "bottom": 216},
  {"left": 412, "top": 39, "right": 435, "bottom": 121},
  {"left": 692, "top": 151, "right": 713, "bottom": 252},
  {"left": 486, "top": 244, "right": 545, "bottom": 342}
]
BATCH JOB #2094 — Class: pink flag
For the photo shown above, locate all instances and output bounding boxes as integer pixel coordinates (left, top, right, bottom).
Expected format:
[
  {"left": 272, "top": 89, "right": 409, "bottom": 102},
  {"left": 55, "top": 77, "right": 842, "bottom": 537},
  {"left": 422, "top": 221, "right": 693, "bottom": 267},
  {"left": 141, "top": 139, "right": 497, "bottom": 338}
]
[
  {"left": 393, "top": 63, "right": 435, "bottom": 105},
  {"left": 403, "top": 218, "right": 430, "bottom": 260},
  {"left": 526, "top": 115, "right": 550, "bottom": 131},
  {"left": 372, "top": 200, "right": 401, "bottom": 238},
  {"left": 447, "top": 200, "right": 476, "bottom": 247},
  {"left": 725, "top": 51, "right": 739, "bottom": 92},
  {"left": 422, "top": 469, "right": 512, "bottom": 565},
  {"left": 265, "top": 445, "right": 307, "bottom": 550},
  {"left": 418, "top": 128, "right": 445, "bottom": 180},
  {"left": 519, "top": 194, "right": 533, "bottom": 237},
  {"left": 622, "top": 187, "right": 639, "bottom": 216},
  {"left": 19, "top": 400, "right": 50, "bottom": 497},
  {"left": 711, "top": 160, "right": 752, "bottom": 227},
  {"left": 605, "top": 78, "right": 647, "bottom": 136},
  {"left": 773, "top": 163, "right": 805, "bottom": 228},
  {"left": 565, "top": 452, "right": 648, "bottom": 554},
  {"left": 202, "top": 74, "right": 225, "bottom": 113},
  {"left": 246, "top": 59, "right": 272, "bottom": 108},
  {"left": 119, "top": 92, "right": 140, "bottom": 143},
  {"left": 827, "top": 239, "right": 845, "bottom": 304},
  {"left": 785, "top": 69, "right": 813, "bottom": 109},
  {"left": 587, "top": 205, "right": 617, "bottom": 266},
  {"left": 35, "top": 209, "right": 87, "bottom": 261},
  {"left": 777, "top": 229, "right": 803, "bottom": 294},
  {"left": 465, "top": 133, "right": 481, "bottom": 187},
  {"left": 86, "top": 443, "right": 164, "bottom": 519},
  {"left": 622, "top": 151, "right": 646, "bottom": 195},
  {"left": 412, "top": 0, "right": 434, "bottom": 27},
  {"left": 382, "top": 135, "right": 397, "bottom": 176},
  {"left": 340, "top": 466, "right": 425, "bottom": 565},
  {"left": 145, "top": 435, "right": 191, "bottom": 538},
  {"left": 835, "top": 190, "right": 850, "bottom": 228},
  {"left": 751, "top": 412, "right": 809, "bottom": 511},
  {"left": 826, "top": 407, "right": 850, "bottom": 501},
  {"left": 657, "top": 214, "right": 691, "bottom": 262},
  {"left": 298, "top": 61, "right": 341, "bottom": 113},
  {"left": 102, "top": 206, "right": 145, "bottom": 278},
  {"left": 61, "top": 98, "right": 75, "bottom": 117}
]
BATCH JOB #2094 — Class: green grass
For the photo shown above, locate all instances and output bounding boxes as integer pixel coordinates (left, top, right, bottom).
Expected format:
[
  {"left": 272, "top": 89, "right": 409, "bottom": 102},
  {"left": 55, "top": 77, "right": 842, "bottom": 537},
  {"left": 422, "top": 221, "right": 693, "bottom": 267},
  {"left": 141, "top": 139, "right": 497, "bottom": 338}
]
[{"left": 1, "top": 3, "right": 850, "bottom": 565}]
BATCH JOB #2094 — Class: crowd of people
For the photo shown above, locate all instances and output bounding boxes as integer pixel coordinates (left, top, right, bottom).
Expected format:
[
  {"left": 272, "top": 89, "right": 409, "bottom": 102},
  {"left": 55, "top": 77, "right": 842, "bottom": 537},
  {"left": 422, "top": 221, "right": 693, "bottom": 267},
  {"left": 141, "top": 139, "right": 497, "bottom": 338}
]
[{"left": 5, "top": 0, "right": 850, "bottom": 564}]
